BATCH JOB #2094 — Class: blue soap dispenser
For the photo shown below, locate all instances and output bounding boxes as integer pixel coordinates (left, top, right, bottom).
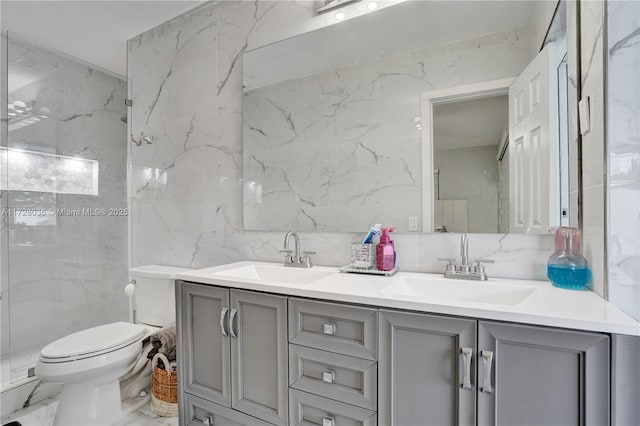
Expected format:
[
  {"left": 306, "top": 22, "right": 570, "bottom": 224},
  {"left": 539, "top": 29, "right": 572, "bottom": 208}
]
[{"left": 547, "top": 227, "right": 591, "bottom": 290}]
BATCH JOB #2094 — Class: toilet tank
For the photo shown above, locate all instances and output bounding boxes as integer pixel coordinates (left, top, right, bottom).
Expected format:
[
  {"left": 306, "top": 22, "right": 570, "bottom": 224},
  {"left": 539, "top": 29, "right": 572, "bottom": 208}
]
[{"left": 129, "top": 265, "right": 192, "bottom": 327}]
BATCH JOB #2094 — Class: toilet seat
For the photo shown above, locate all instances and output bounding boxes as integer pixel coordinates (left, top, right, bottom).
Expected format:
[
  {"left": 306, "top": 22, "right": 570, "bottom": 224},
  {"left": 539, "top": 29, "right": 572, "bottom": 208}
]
[{"left": 39, "top": 322, "right": 147, "bottom": 363}]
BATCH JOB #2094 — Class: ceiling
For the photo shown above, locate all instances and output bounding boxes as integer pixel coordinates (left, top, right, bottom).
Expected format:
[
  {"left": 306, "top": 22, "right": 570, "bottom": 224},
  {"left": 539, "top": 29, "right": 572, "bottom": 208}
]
[
  {"left": 434, "top": 95, "right": 509, "bottom": 151},
  {"left": 1, "top": 1, "right": 206, "bottom": 77}
]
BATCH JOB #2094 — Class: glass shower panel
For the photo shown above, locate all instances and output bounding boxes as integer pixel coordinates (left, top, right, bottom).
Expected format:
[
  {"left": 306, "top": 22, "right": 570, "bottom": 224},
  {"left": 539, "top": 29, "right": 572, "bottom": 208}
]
[
  {"left": 1, "top": 32, "right": 10, "bottom": 388},
  {"left": 5, "top": 34, "right": 129, "bottom": 384}
]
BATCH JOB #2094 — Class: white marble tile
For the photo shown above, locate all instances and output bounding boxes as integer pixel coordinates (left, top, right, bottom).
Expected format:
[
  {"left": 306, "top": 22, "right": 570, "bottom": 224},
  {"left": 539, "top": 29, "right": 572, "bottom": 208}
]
[
  {"left": 606, "top": 0, "right": 640, "bottom": 320},
  {"left": 1, "top": 395, "right": 177, "bottom": 426},
  {"left": 582, "top": 184, "right": 605, "bottom": 296}
]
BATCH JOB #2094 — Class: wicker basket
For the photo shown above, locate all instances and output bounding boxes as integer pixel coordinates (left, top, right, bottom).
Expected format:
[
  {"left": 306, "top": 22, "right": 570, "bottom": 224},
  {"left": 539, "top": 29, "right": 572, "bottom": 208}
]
[{"left": 150, "top": 353, "right": 178, "bottom": 417}]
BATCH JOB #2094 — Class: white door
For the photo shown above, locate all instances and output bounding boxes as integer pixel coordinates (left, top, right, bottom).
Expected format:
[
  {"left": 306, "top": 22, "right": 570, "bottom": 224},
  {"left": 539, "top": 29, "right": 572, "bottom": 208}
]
[{"left": 508, "top": 44, "right": 559, "bottom": 234}]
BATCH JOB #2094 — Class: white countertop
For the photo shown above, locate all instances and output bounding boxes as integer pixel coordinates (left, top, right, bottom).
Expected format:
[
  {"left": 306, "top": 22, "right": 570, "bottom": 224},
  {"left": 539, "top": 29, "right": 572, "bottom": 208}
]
[{"left": 177, "top": 261, "right": 640, "bottom": 336}]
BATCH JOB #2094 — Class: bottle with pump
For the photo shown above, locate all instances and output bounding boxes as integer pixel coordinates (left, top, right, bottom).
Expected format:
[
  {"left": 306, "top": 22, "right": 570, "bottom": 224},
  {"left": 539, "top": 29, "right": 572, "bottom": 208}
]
[
  {"left": 547, "top": 227, "right": 591, "bottom": 289},
  {"left": 376, "top": 227, "right": 396, "bottom": 271}
]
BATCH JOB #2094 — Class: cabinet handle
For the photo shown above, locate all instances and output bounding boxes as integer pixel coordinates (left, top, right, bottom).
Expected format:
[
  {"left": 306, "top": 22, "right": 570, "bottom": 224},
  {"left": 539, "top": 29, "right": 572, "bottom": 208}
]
[
  {"left": 229, "top": 308, "right": 238, "bottom": 338},
  {"left": 219, "top": 307, "right": 228, "bottom": 337},
  {"left": 322, "top": 417, "right": 335, "bottom": 426},
  {"left": 460, "top": 347, "right": 473, "bottom": 390},
  {"left": 323, "top": 322, "right": 336, "bottom": 335},
  {"left": 480, "top": 350, "right": 493, "bottom": 394},
  {"left": 202, "top": 415, "right": 213, "bottom": 426},
  {"left": 322, "top": 370, "right": 335, "bottom": 384}
]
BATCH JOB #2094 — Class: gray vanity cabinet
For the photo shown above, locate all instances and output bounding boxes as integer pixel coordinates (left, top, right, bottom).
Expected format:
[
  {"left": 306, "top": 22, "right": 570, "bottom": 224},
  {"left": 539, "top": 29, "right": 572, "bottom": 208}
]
[
  {"left": 378, "top": 309, "right": 477, "bottom": 426},
  {"left": 477, "top": 321, "right": 610, "bottom": 426},
  {"left": 177, "top": 282, "right": 289, "bottom": 426},
  {"left": 178, "top": 282, "right": 232, "bottom": 408},
  {"left": 230, "top": 289, "right": 289, "bottom": 426}
]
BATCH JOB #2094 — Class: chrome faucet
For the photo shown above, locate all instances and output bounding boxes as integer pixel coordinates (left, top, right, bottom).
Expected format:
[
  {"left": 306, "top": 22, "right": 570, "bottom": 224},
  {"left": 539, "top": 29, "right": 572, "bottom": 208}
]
[
  {"left": 280, "top": 231, "right": 315, "bottom": 268},
  {"left": 438, "top": 234, "right": 493, "bottom": 280}
]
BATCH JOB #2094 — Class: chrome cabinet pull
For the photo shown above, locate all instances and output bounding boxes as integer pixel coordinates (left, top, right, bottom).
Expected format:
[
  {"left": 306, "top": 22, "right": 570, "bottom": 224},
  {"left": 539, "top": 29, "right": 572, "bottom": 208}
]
[
  {"left": 229, "top": 308, "right": 238, "bottom": 338},
  {"left": 202, "top": 415, "right": 213, "bottom": 426},
  {"left": 322, "top": 417, "right": 335, "bottom": 426},
  {"left": 323, "top": 322, "right": 336, "bottom": 335},
  {"left": 219, "top": 307, "right": 229, "bottom": 337},
  {"left": 322, "top": 370, "right": 335, "bottom": 384},
  {"left": 460, "top": 347, "right": 473, "bottom": 390},
  {"left": 480, "top": 350, "right": 494, "bottom": 394}
]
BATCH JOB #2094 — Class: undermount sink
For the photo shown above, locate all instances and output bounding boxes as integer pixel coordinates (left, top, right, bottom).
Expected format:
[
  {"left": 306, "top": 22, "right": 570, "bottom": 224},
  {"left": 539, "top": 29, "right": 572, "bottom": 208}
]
[
  {"left": 213, "top": 263, "right": 333, "bottom": 284},
  {"left": 383, "top": 276, "right": 539, "bottom": 307}
]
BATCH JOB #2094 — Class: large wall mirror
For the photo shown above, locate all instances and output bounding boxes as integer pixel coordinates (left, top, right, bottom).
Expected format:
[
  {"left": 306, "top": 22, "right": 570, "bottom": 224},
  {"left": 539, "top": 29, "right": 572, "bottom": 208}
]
[{"left": 243, "top": 0, "right": 579, "bottom": 234}]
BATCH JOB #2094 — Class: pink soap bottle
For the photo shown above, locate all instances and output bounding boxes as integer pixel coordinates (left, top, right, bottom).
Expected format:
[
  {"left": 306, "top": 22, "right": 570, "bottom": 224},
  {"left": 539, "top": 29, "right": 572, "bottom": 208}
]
[{"left": 376, "top": 227, "right": 396, "bottom": 271}]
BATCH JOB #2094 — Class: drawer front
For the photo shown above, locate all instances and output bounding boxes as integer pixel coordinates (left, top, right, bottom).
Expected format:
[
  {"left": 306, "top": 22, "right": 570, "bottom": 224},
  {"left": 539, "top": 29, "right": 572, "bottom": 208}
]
[
  {"left": 183, "top": 393, "right": 272, "bottom": 426},
  {"left": 289, "top": 389, "right": 377, "bottom": 426},
  {"left": 289, "top": 345, "right": 377, "bottom": 410},
  {"left": 288, "top": 298, "right": 377, "bottom": 360}
]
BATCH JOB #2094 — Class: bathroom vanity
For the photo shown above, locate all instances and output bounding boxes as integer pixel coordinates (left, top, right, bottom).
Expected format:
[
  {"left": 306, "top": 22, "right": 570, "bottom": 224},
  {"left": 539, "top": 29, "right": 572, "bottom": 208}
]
[{"left": 175, "top": 262, "right": 639, "bottom": 426}]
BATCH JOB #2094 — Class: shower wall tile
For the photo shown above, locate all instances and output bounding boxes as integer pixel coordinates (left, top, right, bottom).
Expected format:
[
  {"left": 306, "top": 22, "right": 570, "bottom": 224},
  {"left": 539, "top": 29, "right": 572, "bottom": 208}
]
[
  {"left": 129, "top": 1, "right": 553, "bottom": 282},
  {"left": 607, "top": 0, "right": 640, "bottom": 321},
  {"left": 5, "top": 36, "right": 128, "bottom": 359}
]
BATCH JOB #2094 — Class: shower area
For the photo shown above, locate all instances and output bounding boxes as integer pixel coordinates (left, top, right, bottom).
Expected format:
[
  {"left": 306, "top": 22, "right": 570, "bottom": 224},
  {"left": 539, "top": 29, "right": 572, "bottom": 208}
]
[{"left": 0, "top": 33, "right": 129, "bottom": 393}]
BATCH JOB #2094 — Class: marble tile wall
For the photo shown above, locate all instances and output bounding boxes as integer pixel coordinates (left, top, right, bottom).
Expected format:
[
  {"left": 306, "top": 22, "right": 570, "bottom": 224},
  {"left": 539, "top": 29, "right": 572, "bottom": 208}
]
[
  {"left": 579, "top": 0, "right": 606, "bottom": 297},
  {"left": 606, "top": 0, "right": 640, "bottom": 321},
  {"left": 129, "top": 1, "right": 554, "bottom": 281},
  {"left": 243, "top": 28, "right": 525, "bottom": 232},
  {"left": 2, "top": 35, "right": 129, "bottom": 372}
]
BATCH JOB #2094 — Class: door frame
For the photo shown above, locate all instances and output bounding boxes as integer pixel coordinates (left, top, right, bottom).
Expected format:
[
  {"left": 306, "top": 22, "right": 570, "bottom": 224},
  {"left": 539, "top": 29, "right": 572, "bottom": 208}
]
[{"left": 420, "top": 77, "right": 515, "bottom": 232}]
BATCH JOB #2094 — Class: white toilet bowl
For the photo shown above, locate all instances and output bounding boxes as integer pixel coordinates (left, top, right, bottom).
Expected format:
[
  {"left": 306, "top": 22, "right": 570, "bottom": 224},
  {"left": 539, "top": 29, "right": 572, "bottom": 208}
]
[
  {"left": 36, "top": 265, "right": 190, "bottom": 425},
  {"left": 36, "top": 322, "right": 148, "bottom": 426}
]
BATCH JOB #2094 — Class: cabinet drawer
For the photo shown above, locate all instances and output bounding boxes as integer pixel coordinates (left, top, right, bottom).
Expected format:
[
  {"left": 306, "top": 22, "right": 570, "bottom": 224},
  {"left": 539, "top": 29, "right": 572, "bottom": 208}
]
[
  {"left": 183, "top": 393, "right": 272, "bottom": 426},
  {"left": 289, "top": 389, "right": 377, "bottom": 426},
  {"left": 289, "top": 345, "right": 377, "bottom": 410},
  {"left": 288, "top": 298, "right": 377, "bottom": 360}
]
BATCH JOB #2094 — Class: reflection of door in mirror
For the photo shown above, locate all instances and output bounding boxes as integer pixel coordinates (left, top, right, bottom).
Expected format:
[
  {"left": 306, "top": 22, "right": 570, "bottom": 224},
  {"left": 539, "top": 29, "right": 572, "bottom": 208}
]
[
  {"left": 432, "top": 95, "right": 508, "bottom": 233},
  {"left": 424, "top": 39, "right": 570, "bottom": 235},
  {"left": 509, "top": 40, "right": 568, "bottom": 234}
]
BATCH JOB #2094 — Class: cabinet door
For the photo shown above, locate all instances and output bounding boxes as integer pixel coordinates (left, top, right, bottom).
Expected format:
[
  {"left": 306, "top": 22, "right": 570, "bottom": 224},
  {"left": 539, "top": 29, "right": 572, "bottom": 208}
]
[
  {"left": 230, "top": 289, "right": 289, "bottom": 426},
  {"left": 379, "top": 310, "right": 477, "bottom": 426},
  {"left": 477, "top": 321, "right": 609, "bottom": 426},
  {"left": 179, "top": 282, "right": 231, "bottom": 407}
]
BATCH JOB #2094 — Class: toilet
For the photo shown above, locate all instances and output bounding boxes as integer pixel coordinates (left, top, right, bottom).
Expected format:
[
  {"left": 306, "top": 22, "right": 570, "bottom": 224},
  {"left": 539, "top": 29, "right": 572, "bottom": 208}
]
[{"left": 36, "top": 265, "right": 190, "bottom": 426}]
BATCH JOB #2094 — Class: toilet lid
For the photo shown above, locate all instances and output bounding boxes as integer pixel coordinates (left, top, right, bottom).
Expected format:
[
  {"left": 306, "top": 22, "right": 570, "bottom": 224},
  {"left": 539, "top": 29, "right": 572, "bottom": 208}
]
[{"left": 41, "top": 322, "right": 146, "bottom": 360}]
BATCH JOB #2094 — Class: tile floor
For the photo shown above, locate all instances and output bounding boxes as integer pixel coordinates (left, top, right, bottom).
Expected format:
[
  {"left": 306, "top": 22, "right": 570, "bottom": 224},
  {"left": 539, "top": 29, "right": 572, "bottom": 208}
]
[{"left": 1, "top": 395, "right": 178, "bottom": 426}]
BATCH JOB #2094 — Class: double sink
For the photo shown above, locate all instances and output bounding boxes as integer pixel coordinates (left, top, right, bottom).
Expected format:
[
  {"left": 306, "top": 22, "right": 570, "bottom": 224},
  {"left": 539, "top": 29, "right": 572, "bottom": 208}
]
[{"left": 203, "top": 262, "right": 540, "bottom": 308}]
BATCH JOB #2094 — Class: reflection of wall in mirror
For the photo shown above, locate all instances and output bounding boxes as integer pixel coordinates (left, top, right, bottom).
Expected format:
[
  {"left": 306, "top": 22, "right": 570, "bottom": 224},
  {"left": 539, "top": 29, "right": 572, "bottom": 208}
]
[
  {"left": 244, "top": 29, "right": 527, "bottom": 232},
  {"left": 434, "top": 145, "right": 499, "bottom": 233}
]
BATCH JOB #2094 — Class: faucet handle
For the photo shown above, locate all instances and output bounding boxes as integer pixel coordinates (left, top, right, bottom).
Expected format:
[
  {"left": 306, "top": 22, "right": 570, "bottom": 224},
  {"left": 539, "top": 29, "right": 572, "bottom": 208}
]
[
  {"left": 473, "top": 259, "right": 494, "bottom": 274},
  {"left": 438, "top": 257, "right": 457, "bottom": 273},
  {"left": 279, "top": 249, "right": 293, "bottom": 257},
  {"left": 303, "top": 250, "right": 316, "bottom": 256}
]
